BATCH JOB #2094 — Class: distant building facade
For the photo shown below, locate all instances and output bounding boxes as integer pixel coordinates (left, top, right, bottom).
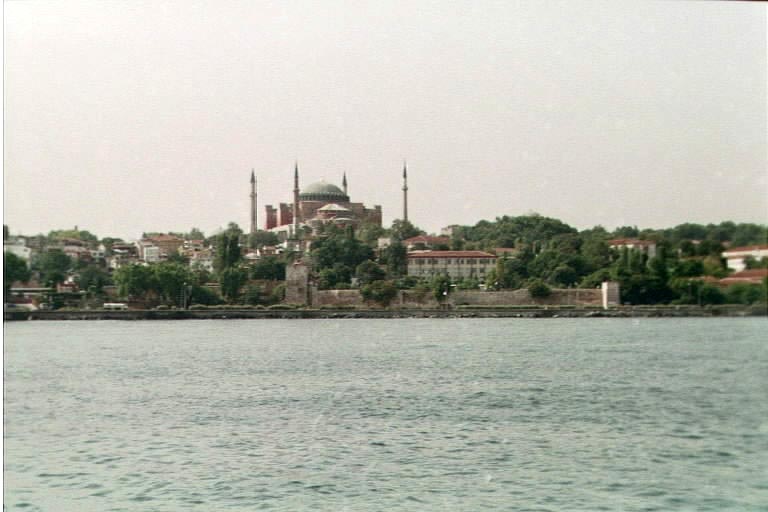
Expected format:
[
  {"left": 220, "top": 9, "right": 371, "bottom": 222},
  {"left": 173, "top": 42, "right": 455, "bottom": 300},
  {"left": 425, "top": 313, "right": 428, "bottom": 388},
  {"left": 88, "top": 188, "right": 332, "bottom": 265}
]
[
  {"left": 722, "top": 245, "right": 768, "bottom": 272},
  {"left": 4, "top": 238, "right": 32, "bottom": 264},
  {"left": 407, "top": 251, "right": 497, "bottom": 280},
  {"left": 608, "top": 238, "right": 657, "bottom": 259}
]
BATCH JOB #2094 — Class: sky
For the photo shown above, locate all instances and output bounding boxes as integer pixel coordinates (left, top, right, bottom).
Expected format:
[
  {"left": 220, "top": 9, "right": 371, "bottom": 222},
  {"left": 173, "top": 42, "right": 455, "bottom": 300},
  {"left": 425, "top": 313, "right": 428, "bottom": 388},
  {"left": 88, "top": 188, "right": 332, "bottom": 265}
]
[{"left": 3, "top": 0, "right": 766, "bottom": 240}]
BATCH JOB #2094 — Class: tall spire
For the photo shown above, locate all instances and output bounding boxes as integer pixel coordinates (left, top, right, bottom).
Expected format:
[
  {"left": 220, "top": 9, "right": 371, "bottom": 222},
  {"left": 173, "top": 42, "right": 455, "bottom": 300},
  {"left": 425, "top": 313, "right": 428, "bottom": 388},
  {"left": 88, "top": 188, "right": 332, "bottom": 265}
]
[
  {"left": 292, "top": 161, "right": 300, "bottom": 237},
  {"left": 342, "top": 172, "right": 348, "bottom": 195},
  {"left": 250, "top": 169, "right": 257, "bottom": 242},
  {"left": 402, "top": 160, "right": 409, "bottom": 222}
]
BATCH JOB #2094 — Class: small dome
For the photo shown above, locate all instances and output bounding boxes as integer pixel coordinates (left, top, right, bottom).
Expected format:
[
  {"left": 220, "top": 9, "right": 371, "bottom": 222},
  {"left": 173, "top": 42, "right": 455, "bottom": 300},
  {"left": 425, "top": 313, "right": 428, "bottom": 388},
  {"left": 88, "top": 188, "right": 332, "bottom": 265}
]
[{"left": 299, "top": 180, "right": 349, "bottom": 202}]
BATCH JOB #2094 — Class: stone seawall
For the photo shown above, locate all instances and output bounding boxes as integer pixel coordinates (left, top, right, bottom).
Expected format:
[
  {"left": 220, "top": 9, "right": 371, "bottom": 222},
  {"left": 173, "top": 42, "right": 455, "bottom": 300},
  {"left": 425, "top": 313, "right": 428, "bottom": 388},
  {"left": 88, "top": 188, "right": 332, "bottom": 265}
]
[
  {"left": 5, "top": 305, "right": 765, "bottom": 321},
  {"left": 311, "top": 288, "right": 603, "bottom": 308}
]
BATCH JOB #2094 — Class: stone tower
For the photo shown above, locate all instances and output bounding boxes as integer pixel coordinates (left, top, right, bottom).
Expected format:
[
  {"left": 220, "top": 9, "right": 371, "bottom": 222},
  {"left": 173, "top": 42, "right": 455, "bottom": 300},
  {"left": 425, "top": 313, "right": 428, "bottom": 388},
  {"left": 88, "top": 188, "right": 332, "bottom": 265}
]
[
  {"left": 402, "top": 161, "right": 409, "bottom": 222},
  {"left": 250, "top": 169, "right": 257, "bottom": 243},
  {"left": 342, "top": 172, "right": 348, "bottom": 195}
]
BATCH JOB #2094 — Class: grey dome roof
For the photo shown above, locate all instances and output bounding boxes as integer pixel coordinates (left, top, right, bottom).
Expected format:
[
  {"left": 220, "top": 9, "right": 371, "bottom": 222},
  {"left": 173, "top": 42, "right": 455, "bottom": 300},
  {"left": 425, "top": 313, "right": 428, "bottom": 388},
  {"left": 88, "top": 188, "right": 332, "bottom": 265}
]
[{"left": 299, "top": 180, "right": 349, "bottom": 202}]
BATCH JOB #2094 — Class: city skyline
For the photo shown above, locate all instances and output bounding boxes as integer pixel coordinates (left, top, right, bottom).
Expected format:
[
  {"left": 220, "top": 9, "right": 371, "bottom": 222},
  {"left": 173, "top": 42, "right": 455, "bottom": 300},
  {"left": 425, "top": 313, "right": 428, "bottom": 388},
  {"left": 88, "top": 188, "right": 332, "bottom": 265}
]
[{"left": 3, "top": 1, "right": 766, "bottom": 240}]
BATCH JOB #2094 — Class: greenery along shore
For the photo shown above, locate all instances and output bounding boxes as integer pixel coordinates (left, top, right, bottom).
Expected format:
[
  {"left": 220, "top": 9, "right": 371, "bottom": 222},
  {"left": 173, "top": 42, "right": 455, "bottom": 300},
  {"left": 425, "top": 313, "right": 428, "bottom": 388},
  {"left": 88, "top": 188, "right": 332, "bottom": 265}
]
[{"left": 4, "top": 215, "right": 767, "bottom": 309}]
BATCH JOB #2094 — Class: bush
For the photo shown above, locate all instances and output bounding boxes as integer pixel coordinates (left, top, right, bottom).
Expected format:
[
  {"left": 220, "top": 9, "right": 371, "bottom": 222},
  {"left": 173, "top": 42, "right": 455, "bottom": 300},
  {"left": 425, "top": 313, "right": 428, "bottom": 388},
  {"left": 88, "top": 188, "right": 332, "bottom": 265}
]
[
  {"left": 360, "top": 280, "right": 398, "bottom": 307},
  {"left": 190, "top": 285, "right": 222, "bottom": 306},
  {"left": 528, "top": 279, "right": 552, "bottom": 299},
  {"left": 243, "top": 284, "right": 263, "bottom": 306},
  {"left": 271, "top": 284, "right": 286, "bottom": 303},
  {"left": 725, "top": 283, "right": 766, "bottom": 305},
  {"left": 699, "top": 284, "right": 725, "bottom": 305}
]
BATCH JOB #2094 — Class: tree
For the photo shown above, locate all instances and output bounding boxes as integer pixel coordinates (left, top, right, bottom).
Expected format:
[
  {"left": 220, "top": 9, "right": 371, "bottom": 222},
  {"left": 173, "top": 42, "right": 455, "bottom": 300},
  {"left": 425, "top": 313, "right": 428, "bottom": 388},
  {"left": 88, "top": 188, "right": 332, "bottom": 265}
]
[
  {"left": 189, "top": 285, "right": 222, "bottom": 305},
  {"left": 187, "top": 227, "right": 205, "bottom": 240},
  {"left": 76, "top": 265, "right": 112, "bottom": 295},
  {"left": 114, "top": 264, "right": 155, "bottom": 298},
  {"left": 613, "top": 226, "right": 640, "bottom": 238},
  {"left": 311, "top": 233, "right": 374, "bottom": 273},
  {"left": 699, "top": 284, "right": 726, "bottom": 305},
  {"left": 725, "top": 283, "right": 766, "bottom": 305},
  {"left": 317, "top": 264, "right": 353, "bottom": 290},
  {"left": 357, "top": 223, "right": 386, "bottom": 245},
  {"left": 355, "top": 260, "right": 386, "bottom": 285},
  {"left": 430, "top": 274, "right": 452, "bottom": 302},
  {"left": 744, "top": 256, "right": 768, "bottom": 270},
  {"left": 3, "top": 225, "right": 9, "bottom": 241},
  {"left": 4, "top": 252, "right": 30, "bottom": 299},
  {"left": 361, "top": 280, "right": 398, "bottom": 307},
  {"left": 166, "top": 252, "right": 190, "bottom": 265},
  {"left": 673, "top": 259, "right": 705, "bottom": 278},
  {"left": 250, "top": 256, "right": 286, "bottom": 281},
  {"left": 389, "top": 219, "right": 424, "bottom": 241},
  {"left": 380, "top": 241, "right": 407, "bottom": 276},
  {"left": 153, "top": 262, "right": 193, "bottom": 304},
  {"left": 214, "top": 230, "right": 242, "bottom": 274},
  {"left": 243, "top": 284, "right": 263, "bottom": 305},
  {"left": 48, "top": 229, "right": 98, "bottom": 243},
  {"left": 249, "top": 230, "right": 280, "bottom": 248},
  {"left": 36, "top": 249, "right": 72, "bottom": 286},
  {"left": 219, "top": 267, "right": 248, "bottom": 302},
  {"left": 456, "top": 277, "right": 480, "bottom": 290}
]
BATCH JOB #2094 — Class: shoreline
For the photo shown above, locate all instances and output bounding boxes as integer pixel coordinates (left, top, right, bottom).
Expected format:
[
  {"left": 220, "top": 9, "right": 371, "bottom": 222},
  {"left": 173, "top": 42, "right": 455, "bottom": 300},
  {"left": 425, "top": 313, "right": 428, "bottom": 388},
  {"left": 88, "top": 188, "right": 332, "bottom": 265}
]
[{"left": 4, "top": 305, "right": 766, "bottom": 321}]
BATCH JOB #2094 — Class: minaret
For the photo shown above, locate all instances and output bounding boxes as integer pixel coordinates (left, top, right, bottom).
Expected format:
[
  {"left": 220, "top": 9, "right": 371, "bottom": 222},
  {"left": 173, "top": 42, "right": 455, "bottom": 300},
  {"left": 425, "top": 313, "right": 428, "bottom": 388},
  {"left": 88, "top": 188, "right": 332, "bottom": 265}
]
[
  {"left": 402, "top": 161, "right": 409, "bottom": 222},
  {"left": 292, "top": 162, "right": 300, "bottom": 237},
  {"left": 249, "top": 169, "right": 257, "bottom": 243},
  {"left": 342, "top": 172, "right": 348, "bottom": 196}
]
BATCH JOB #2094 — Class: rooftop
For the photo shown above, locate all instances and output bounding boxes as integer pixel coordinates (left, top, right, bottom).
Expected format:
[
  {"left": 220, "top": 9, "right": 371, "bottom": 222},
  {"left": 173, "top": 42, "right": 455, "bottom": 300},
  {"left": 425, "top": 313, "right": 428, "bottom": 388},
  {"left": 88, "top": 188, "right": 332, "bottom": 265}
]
[{"left": 407, "top": 251, "right": 497, "bottom": 259}]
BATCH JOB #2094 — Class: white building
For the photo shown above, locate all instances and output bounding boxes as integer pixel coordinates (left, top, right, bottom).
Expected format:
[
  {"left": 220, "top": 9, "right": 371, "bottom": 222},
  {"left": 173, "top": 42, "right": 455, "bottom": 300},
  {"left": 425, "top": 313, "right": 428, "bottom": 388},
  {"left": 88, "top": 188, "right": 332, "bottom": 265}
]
[
  {"left": 608, "top": 238, "right": 657, "bottom": 259},
  {"left": 407, "top": 251, "right": 497, "bottom": 280},
  {"left": 4, "top": 238, "right": 32, "bottom": 265},
  {"left": 722, "top": 245, "right": 768, "bottom": 272},
  {"left": 189, "top": 250, "right": 214, "bottom": 273}
]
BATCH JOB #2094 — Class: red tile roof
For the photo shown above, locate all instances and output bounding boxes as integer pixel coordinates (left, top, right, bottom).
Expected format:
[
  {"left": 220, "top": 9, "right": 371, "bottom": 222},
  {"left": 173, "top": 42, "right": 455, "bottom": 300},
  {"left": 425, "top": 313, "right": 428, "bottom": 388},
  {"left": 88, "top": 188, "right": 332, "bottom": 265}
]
[
  {"left": 407, "top": 251, "right": 496, "bottom": 259},
  {"left": 722, "top": 245, "right": 768, "bottom": 254},
  {"left": 719, "top": 268, "right": 768, "bottom": 286},
  {"left": 148, "top": 234, "right": 184, "bottom": 242},
  {"left": 404, "top": 235, "right": 451, "bottom": 245},
  {"left": 726, "top": 269, "right": 768, "bottom": 278}
]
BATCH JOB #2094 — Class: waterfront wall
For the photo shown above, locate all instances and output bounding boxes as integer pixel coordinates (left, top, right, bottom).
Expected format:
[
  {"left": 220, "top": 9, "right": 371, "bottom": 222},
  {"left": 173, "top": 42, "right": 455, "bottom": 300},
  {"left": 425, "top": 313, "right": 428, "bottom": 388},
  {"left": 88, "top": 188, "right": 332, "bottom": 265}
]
[
  {"left": 5, "top": 304, "right": 765, "bottom": 322},
  {"left": 310, "top": 288, "right": 603, "bottom": 308},
  {"left": 452, "top": 289, "right": 603, "bottom": 306}
]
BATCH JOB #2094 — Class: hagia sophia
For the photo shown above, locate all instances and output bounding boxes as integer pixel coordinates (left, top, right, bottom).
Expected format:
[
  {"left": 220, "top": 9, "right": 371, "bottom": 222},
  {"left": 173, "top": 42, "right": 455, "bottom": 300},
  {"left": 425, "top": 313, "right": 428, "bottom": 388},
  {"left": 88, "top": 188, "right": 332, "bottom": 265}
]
[{"left": 249, "top": 163, "right": 408, "bottom": 242}]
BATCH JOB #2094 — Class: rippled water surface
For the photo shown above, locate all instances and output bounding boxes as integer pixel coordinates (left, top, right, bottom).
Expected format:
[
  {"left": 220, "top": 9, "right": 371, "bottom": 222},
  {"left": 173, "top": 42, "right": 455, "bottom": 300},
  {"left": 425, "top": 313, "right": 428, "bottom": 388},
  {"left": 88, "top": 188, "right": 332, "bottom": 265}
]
[{"left": 4, "top": 318, "right": 768, "bottom": 511}]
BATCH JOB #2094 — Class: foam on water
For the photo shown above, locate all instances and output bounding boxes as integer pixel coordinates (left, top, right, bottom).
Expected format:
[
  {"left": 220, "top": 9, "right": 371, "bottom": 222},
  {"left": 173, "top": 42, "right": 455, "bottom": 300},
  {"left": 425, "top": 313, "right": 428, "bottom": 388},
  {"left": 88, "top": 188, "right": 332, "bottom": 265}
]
[{"left": 4, "top": 318, "right": 768, "bottom": 511}]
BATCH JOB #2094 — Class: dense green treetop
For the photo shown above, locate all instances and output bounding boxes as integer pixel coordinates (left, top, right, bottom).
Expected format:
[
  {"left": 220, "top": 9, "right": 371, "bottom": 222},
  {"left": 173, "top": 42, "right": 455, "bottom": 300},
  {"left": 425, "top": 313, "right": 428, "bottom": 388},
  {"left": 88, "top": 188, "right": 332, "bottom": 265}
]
[
  {"left": 4, "top": 251, "right": 31, "bottom": 298},
  {"left": 48, "top": 229, "right": 99, "bottom": 244}
]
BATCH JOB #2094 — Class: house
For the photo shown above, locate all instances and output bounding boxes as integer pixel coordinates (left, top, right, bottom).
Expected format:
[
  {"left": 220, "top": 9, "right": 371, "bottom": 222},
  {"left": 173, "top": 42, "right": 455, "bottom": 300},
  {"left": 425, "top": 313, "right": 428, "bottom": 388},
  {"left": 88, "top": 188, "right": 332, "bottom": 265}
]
[
  {"left": 719, "top": 269, "right": 768, "bottom": 287},
  {"left": 189, "top": 249, "right": 215, "bottom": 273},
  {"left": 608, "top": 238, "right": 657, "bottom": 259},
  {"left": 721, "top": 245, "right": 768, "bottom": 272},
  {"left": 407, "top": 251, "right": 497, "bottom": 280}
]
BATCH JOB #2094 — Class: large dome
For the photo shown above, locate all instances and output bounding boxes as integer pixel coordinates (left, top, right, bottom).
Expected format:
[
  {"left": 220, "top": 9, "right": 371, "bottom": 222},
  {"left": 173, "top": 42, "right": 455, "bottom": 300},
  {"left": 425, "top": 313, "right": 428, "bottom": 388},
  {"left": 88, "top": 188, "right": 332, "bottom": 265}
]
[{"left": 299, "top": 180, "right": 350, "bottom": 202}]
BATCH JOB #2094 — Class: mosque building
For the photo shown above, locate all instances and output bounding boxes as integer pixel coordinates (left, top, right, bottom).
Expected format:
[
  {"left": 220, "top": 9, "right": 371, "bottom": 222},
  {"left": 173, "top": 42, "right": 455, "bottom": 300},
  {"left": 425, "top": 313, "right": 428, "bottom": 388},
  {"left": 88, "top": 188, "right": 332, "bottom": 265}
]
[{"left": 257, "top": 163, "right": 405, "bottom": 241}]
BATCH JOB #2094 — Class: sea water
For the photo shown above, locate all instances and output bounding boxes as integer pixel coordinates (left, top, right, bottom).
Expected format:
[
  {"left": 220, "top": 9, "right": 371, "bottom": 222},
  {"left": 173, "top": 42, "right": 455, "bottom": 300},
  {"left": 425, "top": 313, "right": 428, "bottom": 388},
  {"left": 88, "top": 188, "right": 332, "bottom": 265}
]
[{"left": 4, "top": 318, "right": 767, "bottom": 511}]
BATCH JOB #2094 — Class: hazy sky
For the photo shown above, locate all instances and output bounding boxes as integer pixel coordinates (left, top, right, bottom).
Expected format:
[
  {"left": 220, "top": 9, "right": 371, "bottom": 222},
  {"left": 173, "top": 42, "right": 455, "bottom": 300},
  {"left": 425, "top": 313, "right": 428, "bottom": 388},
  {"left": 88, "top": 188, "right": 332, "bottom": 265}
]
[{"left": 3, "top": 1, "right": 766, "bottom": 240}]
